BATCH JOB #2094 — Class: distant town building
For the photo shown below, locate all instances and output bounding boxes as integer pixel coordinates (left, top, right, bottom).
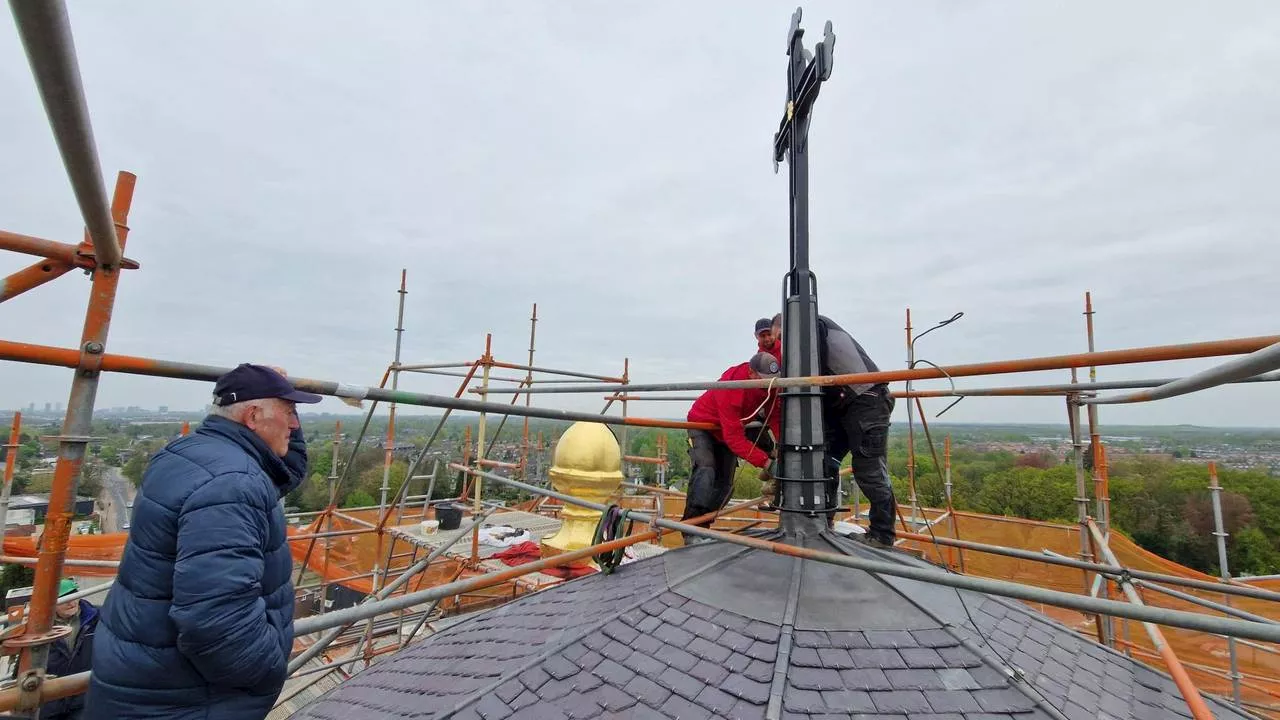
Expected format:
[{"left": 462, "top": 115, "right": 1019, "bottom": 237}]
[
  {"left": 158, "top": 405, "right": 169, "bottom": 413},
  {"left": 4, "top": 494, "right": 95, "bottom": 525}
]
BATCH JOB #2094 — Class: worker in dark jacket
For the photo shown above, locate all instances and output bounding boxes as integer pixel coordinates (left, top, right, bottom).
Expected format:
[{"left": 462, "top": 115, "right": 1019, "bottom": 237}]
[
  {"left": 772, "top": 313, "right": 897, "bottom": 547},
  {"left": 40, "top": 578, "right": 98, "bottom": 720},
  {"left": 86, "top": 364, "right": 319, "bottom": 720},
  {"left": 682, "top": 352, "right": 782, "bottom": 541}
]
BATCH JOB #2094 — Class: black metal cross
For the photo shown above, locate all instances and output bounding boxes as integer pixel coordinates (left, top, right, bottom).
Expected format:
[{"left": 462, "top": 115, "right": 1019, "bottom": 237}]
[{"left": 772, "top": 7, "right": 838, "bottom": 533}]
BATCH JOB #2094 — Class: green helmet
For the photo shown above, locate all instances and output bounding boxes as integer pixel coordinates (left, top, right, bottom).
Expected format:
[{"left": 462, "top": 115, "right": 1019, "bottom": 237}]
[{"left": 57, "top": 578, "right": 78, "bottom": 599}]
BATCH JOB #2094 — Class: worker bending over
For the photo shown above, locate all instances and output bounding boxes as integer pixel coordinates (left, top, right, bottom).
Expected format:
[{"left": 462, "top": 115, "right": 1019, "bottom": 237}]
[
  {"left": 682, "top": 352, "right": 781, "bottom": 542},
  {"left": 771, "top": 313, "right": 897, "bottom": 548}
]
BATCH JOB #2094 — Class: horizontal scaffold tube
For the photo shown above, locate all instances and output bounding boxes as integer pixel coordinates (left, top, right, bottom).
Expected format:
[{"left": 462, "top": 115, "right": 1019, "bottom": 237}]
[
  {"left": 420, "top": 465, "right": 1280, "bottom": 646},
  {"left": 0, "top": 340, "right": 714, "bottom": 431},
  {"left": 470, "top": 335, "right": 1280, "bottom": 395},
  {"left": 896, "top": 530, "right": 1280, "bottom": 604},
  {"left": 1084, "top": 341, "right": 1280, "bottom": 405},
  {"left": 899, "top": 370, "right": 1280, "bottom": 399}
]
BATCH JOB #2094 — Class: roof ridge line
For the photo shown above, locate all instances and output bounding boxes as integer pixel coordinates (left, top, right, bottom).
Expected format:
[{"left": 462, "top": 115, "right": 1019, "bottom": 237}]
[
  {"left": 436, "top": 544, "right": 757, "bottom": 719},
  {"left": 764, "top": 553, "right": 803, "bottom": 720}
]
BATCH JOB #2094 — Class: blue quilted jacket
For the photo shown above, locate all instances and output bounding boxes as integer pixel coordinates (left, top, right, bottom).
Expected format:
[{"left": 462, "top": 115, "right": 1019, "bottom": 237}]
[{"left": 86, "top": 415, "right": 306, "bottom": 719}]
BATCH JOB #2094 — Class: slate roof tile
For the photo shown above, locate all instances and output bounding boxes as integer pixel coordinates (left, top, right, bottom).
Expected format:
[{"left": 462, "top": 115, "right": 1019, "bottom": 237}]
[
  {"left": 820, "top": 688, "right": 876, "bottom": 713},
  {"left": 728, "top": 698, "right": 768, "bottom": 720},
  {"left": 744, "top": 620, "right": 782, "bottom": 642},
  {"left": 790, "top": 667, "right": 844, "bottom": 691},
  {"left": 783, "top": 686, "right": 826, "bottom": 712},
  {"left": 794, "top": 630, "right": 828, "bottom": 647},
  {"left": 473, "top": 693, "right": 513, "bottom": 720},
  {"left": 591, "top": 658, "right": 633, "bottom": 688},
  {"left": 723, "top": 673, "right": 772, "bottom": 704},
  {"left": 685, "top": 616, "right": 726, "bottom": 642},
  {"left": 601, "top": 622, "right": 639, "bottom": 646},
  {"left": 744, "top": 659, "right": 775, "bottom": 683},
  {"left": 656, "top": 665, "right": 704, "bottom": 700},
  {"left": 911, "top": 628, "right": 960, "bottom": 648},
  {"left": 689, "top": 658, "right": 730, "bottom": 686},
  {"left": 516, "top": 701, "right": 569, "bottom": 719},
  {"left": 829, "top": 630, "right": 871, "bottom": 649},
  {"left": 660, "top": 692, "right": 713, "bottom": 720},
  {"left": 871, "top": 689, "right": 933, "bottom": 714},
  {"left": 817, "top": 647, "right": 856, "bottom": 669},
  {"left": 865, "top": 630, "right": 918, "bottom": 648},
  {"left": 654, "top": 643, "right": 699, "bottom": 671},
  {"left": 588, "top": 683, "right": 637, "bottom": 712},
  {"left": 790, "top": 646, "right": 822, "bottom": 667},
  {"left": 542, "top": 654, "right": 580, "bottom": 681},
  {"left": 694, "top": 685, "right": 739, "bottom": 716},
  {"left": 746, "top": 639, "right": 779, "bottom": 661},
  {"left": 618, "top": 646, "right": 665, "bottom": 678},
  {"left": 971, "top": 687, "right": 1037, "bottom": 713},
  {"left": 622, "top": 675, "right": 670, "bottom": 708},
  {"left": 510, "top": 690, "right": 539, "bottom": 711},
  {"left": 1067, "top": 682, "right": 1100, "bottom": 711},
  {"left": 719, "top": 629, "right": 755, "bottom": 653},
  {"left": 688, "top": 636, "right": 732, "bottom": 664},
  {"left": 936, "top": 668, "right": 981, "bottom": 691},
  {"left": 936, "top": 645, "right": 982, "bottom": 668},
  {"left": 901, "top": 647, "right": 948, "bottom": 669},
  {"left": 923, "top": 689, "right": 983, "bottom": 713},
  {"left": 724, "top": 651, "right": 754, "bottom": 674},
  {"left": 653, "top": 621, "right": 695, "bottom": 648},
  {"left": 852, "top": 648, "right": 907, "bottom": 669},
  {"left": 839, "top": 667, "right": 895, "bottom": 691}
]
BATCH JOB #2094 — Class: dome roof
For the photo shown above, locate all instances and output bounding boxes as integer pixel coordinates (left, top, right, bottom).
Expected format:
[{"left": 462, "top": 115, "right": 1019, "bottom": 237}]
[{"left": 290, "top": 531, "right": 1250, "bottom": 720}]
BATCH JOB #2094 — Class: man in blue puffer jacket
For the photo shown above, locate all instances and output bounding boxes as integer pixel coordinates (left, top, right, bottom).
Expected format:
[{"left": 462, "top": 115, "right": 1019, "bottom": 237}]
[{"left": 86, "top": 364, "right": 320, "bottom": 719}]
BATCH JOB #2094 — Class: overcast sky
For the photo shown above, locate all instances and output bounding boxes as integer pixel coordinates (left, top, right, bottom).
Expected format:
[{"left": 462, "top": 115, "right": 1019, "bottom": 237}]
[{"left": 2, "top": 1, "right": 1277, "bottom": 427}]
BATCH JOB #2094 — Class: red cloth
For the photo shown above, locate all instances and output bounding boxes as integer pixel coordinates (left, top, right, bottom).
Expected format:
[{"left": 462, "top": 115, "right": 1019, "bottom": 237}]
[
  {"left": 543, "top": 565, "right": 597, "bottom": 579},
  {"left": 758, "top": 339, "right": 782, "bottom": 365},
  {"left": 492, "top": 541, "right": 541, "bottom": 566},
  {"left": 687, "top": 362, "right": 780, "bottom": 468},
  {"left": 492, "top": 542, "right": 599, "bottom": 579}
]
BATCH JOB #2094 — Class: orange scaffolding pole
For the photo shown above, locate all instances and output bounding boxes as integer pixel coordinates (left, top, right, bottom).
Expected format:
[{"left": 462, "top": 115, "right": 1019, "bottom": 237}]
[{"left": 4, "top": 171, "right": 136, "bottom": 712}]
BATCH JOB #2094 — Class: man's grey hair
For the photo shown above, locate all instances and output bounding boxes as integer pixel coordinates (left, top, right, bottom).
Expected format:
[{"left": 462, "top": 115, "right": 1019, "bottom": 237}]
[{"left": 208, "top": 399, "right": 254, "bottom": 421}]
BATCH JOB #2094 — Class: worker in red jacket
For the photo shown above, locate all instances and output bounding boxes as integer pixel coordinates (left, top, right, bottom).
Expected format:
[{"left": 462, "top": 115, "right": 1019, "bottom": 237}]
[
  {"left": 755, "top": 317, "right": 782, "bottom": 364},
  {"left": 681, "top": 352, "right": 782, "bottom": 542}
]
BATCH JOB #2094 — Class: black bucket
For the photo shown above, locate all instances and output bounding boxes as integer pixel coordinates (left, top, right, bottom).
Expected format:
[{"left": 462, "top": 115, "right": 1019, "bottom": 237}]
[{"left": 436, "top": 504, "right": 463, "bottom": 531}]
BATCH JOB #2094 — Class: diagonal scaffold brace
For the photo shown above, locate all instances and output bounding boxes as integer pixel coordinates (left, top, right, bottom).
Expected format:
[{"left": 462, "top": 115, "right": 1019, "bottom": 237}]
[{"left": 771, "top": 7, "right": 838, "bottom": 531}]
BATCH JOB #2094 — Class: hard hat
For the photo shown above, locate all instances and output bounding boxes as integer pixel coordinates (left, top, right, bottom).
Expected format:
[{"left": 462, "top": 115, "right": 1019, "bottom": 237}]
[{"left": 57, "top": 578, "right": 79, "bottom": 599}]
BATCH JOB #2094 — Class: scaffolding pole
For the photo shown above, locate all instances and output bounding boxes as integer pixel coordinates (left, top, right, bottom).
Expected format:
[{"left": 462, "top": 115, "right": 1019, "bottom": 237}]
[
  {"left": 1210, "top": 461, "right": 1245, "bottom": 706},
  {"left": 1, "top": 412, "right": 22, "bottom": 538},
  {"left": 6, "top": 171, "right": 135, "bottom": 714},
  {"left": 469, "top": 335, "right": 1280, "bottom": 395},
  {"left": 1087, "top": 519, "right": 1214, "bottom": 720},
  {"left": 8, "top": 0, "right": 122, "bottom": 270},
  {"left": 521, "top": 304, "right": 537, "bottom": 481},
  {"left": 1084, "top": 340, "right": 1280, "bottom": 405}
]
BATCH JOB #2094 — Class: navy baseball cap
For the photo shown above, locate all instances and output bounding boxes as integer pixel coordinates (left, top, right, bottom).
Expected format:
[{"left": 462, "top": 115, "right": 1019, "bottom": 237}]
[
  {"left": 754, "top": 317, "right": 772, "bottom": 334},
  {"left": 212, "top": 364, "right": 323, "bottom": 407},
  {"left": 749, "top": 352, "right": 780, "bottom": 378}
]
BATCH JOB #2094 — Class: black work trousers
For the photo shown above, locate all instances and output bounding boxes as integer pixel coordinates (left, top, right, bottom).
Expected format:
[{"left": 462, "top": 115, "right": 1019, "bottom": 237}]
[
  {"left": 824, "top": 385, "right": 897, "bottom": 542},
  {"left": 682, "top": 429, "right": 773, "bottom": 536}
]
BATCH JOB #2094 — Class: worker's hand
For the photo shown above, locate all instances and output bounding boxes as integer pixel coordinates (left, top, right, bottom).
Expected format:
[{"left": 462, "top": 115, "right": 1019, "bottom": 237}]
[
  {"left": 270, "top": 366, "right": 288, "bottom": 377},
  {"left": 759, "top": 467, "right": 776, "bottom": 498}
]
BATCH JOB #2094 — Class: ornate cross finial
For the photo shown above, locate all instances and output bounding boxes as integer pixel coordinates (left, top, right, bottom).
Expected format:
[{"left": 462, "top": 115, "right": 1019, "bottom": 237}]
[{"left": 771, "top": 7, "right": 839, "bottom": 532}]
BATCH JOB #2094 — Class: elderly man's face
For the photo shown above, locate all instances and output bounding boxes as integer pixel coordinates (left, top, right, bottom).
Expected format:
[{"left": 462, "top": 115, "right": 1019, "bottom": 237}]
[
  {"left": 244, "top": 398, "right": 299, "bottom": 456},
  {"left": 55, "top": 599, "right": 78, "bottom": 621}
]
